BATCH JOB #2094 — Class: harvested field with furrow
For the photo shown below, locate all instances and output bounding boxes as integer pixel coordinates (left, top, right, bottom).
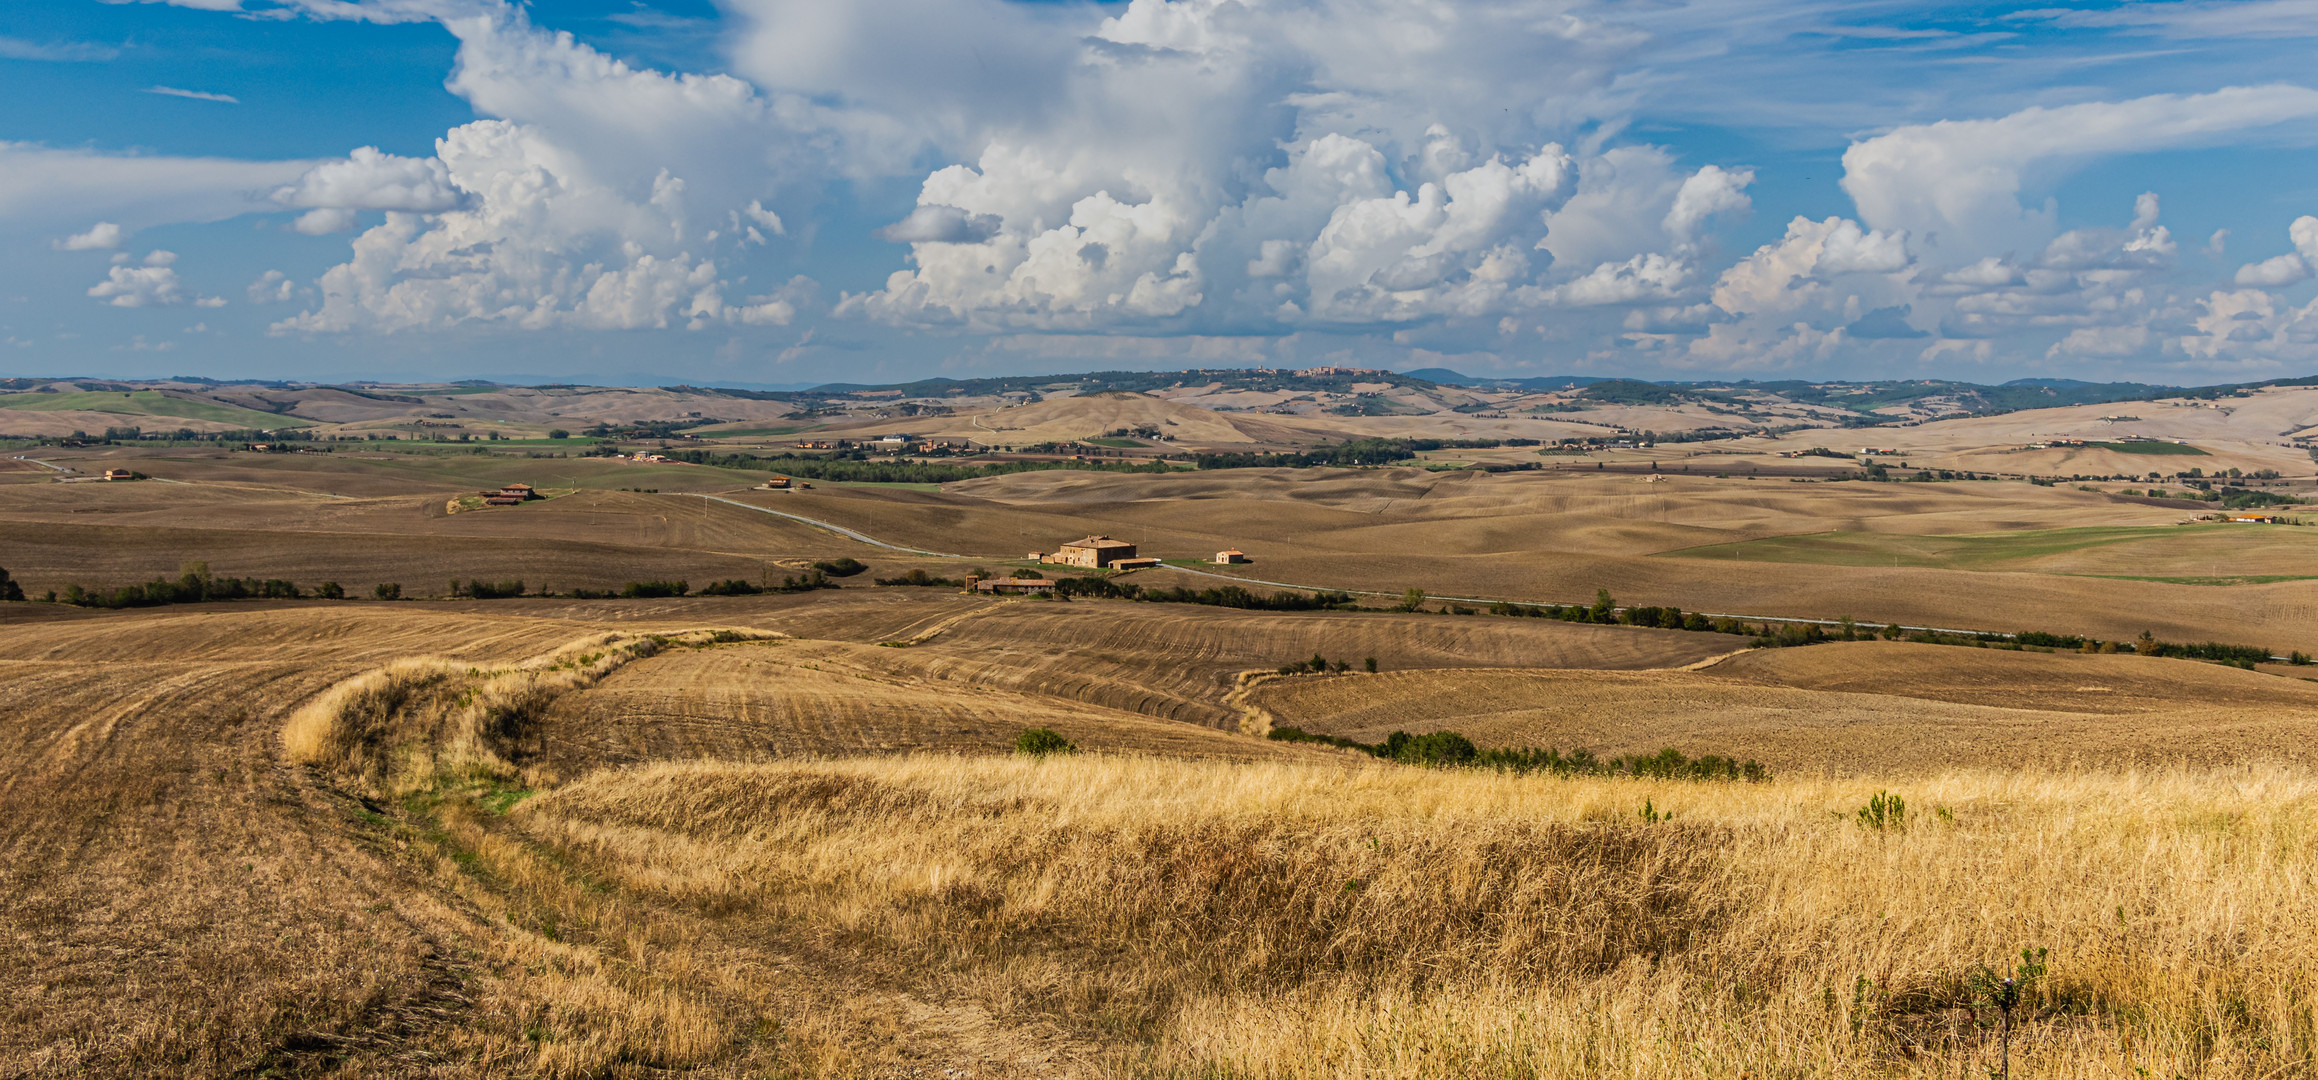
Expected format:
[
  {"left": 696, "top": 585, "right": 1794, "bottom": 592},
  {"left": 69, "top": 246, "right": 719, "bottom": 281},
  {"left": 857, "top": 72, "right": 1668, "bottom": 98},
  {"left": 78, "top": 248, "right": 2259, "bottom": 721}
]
[
  {"left": 11, "top": 382, "right": 2318, "bottom": 1078},
  {"left": 1246, "top": 647, "right": 2318, "bottom": 774}
]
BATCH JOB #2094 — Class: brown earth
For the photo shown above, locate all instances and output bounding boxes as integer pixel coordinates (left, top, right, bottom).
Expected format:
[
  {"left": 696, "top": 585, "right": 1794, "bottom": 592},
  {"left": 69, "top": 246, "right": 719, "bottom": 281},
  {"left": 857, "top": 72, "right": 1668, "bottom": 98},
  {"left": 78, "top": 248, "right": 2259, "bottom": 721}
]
[{"left": 1245, "top": 641, "right": 2318, "bottom": 774}]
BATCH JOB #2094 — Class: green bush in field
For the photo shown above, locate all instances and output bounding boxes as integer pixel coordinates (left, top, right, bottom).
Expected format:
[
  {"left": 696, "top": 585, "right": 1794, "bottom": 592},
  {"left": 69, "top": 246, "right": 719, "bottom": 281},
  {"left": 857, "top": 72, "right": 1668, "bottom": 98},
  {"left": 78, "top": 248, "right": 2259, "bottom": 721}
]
[{"left": 1015, "top": 727, "right": 1078, "bottom": 757}]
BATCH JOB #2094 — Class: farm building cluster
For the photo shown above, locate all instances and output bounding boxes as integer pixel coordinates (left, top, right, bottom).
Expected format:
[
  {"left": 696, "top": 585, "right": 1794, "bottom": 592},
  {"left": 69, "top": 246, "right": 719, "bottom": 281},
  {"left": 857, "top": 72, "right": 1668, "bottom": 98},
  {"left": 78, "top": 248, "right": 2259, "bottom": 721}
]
[
  {"left": 1032, "top": 535, "right": 1159, "bottom": 570},
  {"left": 476, "top": 482, "right": 540, "bottom": 507},
  {"left": 1021, "top": 536, "right": 1252, "bottom": 572}
]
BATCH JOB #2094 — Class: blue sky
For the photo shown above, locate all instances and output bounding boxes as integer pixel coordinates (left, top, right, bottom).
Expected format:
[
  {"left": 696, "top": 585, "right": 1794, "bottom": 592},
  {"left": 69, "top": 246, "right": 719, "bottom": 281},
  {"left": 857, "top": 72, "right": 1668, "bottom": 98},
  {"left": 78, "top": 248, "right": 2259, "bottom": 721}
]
[{"left": 4, "top": 0, "right": 2317, "bottom": 387}]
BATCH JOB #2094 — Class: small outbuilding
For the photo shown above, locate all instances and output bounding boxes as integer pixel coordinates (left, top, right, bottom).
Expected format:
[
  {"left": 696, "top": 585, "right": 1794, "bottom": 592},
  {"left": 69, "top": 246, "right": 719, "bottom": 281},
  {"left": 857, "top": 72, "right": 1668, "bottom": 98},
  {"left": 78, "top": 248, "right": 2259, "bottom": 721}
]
[
  {"left": 1109, "top": 557, "right": 1161, "bottom": 570},
  {"left": 102, "top": 468, "right": 134, "bottom": 482},
  {"left": 1214, "top": 549, "right": 1246, "bottom": 564}
]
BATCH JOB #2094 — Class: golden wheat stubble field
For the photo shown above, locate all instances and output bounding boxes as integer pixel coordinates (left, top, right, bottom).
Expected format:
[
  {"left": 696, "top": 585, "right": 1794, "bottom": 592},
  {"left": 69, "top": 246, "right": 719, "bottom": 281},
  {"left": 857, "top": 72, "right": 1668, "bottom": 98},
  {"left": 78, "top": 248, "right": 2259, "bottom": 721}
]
[
  {"left": 6, "top": 447, "right": 2318, "bottom": 1077},
  {"left": 4, "top": 591, "right": 2316, "bottom": 1077}
]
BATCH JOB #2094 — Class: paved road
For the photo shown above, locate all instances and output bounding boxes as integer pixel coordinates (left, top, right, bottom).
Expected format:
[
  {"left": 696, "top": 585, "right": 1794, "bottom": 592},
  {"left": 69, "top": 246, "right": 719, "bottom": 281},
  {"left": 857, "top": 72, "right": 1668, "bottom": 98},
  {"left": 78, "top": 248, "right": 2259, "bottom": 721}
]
[
  {"left": 686, "top": 493, "right": 961, "bottom": 557},
  {"left": 686, "top": 491, "right": 2224, "bottom": 649}
]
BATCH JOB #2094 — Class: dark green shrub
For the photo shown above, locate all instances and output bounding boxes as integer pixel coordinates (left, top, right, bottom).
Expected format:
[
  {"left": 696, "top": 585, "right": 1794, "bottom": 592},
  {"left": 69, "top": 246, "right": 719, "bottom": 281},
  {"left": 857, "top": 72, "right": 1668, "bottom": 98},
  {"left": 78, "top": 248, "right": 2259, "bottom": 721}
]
[
  {"left": 316, "top": 582, "right": 345, "bottom": 600},
  {"left": 1382, "top": 730, "right": 1478, "bottom": 767},
  {"left": 813, "top": 557, "right": 869, "bottom": 577},
  {"left": 619, "top": 580, "right": 690, "bottom": 598},
  {"left": 875, "top": 568, "right": 964, "bottom": 587},
  {"left": 698, "top": 579, "right": 763, "bottom": 596},
  {"left": 0, "top": 566, "right": 24, "bottom": 603},
  {"left": 374, "top": 582, "right": 401, "bottom": 600},
  {"left": 1014, "top": 727, "right": 1077, "bottom": 757}
]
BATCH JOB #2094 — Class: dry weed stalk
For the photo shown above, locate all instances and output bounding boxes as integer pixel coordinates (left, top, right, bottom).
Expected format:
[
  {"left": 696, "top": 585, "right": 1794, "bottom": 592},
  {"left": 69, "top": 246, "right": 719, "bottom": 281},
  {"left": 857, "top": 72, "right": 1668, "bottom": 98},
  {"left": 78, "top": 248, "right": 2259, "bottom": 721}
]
[{"left": 518, "top": 754, "right": 2318, "bottom": 1079}]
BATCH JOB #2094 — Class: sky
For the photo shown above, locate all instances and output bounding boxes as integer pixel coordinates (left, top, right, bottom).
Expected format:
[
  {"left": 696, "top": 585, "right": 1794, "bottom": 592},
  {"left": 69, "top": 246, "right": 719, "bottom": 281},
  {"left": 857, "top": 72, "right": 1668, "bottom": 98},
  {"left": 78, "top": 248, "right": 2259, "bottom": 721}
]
[{"left": 4, "top": 0, "right": 2318, "bottom": 387}]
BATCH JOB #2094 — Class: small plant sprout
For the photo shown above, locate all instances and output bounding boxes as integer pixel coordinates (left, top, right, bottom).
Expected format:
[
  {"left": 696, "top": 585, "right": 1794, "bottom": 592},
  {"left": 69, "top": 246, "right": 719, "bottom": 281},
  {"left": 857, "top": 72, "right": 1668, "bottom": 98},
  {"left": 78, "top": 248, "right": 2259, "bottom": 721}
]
[
  {"left": 1856, "top": 791, "right": 1906, "bottom": 831},
  {"left": 1640, "top": 799, "right": 1671, "bottom": 823},
  {"left": 1969, "top": 947, "right": 2049, "bottom": 1080}
]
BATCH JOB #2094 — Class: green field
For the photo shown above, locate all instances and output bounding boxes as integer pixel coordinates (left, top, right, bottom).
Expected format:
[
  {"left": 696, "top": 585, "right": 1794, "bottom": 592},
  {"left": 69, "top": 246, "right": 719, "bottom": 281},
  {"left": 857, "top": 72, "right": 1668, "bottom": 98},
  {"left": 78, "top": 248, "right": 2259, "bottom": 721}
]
[
  {"left": 2079, "top": 573, "right": 2318, "bottom": 586},
  {"left": 1656, "top": 524, "right": 2282, "bottom": 572},
  {"left": 2086, "top": 440, "right": 2208, "bottom": 456},
  {"left": 0, "top": 390, "right": 308, "bottom": 427}
]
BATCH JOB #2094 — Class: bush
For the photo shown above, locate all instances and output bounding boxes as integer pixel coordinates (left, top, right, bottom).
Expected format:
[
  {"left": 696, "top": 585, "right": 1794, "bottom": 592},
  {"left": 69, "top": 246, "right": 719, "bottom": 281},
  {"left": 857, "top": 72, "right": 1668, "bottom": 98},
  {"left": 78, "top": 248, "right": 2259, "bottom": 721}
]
[
  {"left": 1269, "top": 726, "right": 1771, "bottom": 782},
  {"left": 0, "top": 566, "right": 23, "bottom": 603},
  {"left": 53, "top": 564, "right": 307, "bottom": 609},
  {"left": 875, "top": 568, "right": 965, "bottom": 587},
  {"left": 1014, "top": 727, "right": 1078, "bottom": 757},
  {"left": 374, "top": 582, "right": 401, "bottom": 601},
  {"left": 547, "top": 428, "right": 569, "bottom": 439},
  {"left": 461, "top": 579, "right": 525, "bottom": 600},
  {"left": 620, "top": 580, "right": 690, "bottom": 598},
  {"left": 1383, "top": 730, "right": 1478, "bottom": 767},
  {"left": 316, "top": 581, "right": 345, "bottom": 600},
  {"left": 697, "top": 579, "right": 763, "bottom": 596},
  {"left": 813, "top": 557, "right": 868, "bottom": 577}
]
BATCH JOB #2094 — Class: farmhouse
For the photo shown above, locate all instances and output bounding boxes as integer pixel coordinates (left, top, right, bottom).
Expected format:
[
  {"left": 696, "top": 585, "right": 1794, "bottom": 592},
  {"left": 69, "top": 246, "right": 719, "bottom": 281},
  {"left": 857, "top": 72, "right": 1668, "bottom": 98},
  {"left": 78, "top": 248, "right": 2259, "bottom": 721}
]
[
  {"left": 759, "top": 476, "right": 792, "bottom": 490},
  {"left": 1045, "top": 535, "right": 1137, "bottom": 569},
  {"left": 102, "top": 469, "right": 134, "bottom": 481},
  {"left": 2229, "top": 513, "right": 2283, "bottom": 524},
  {"left": 1214, "top": 549, "right": 1247, "bottom": 564}
]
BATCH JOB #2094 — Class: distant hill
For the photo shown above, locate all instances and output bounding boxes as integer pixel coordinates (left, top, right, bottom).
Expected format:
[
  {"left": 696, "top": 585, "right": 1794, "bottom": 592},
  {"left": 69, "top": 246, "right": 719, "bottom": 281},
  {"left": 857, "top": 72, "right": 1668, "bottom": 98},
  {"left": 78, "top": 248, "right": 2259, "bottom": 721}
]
[{"left": 1403, "top": 368, "right": 1610, "bottom": 391}]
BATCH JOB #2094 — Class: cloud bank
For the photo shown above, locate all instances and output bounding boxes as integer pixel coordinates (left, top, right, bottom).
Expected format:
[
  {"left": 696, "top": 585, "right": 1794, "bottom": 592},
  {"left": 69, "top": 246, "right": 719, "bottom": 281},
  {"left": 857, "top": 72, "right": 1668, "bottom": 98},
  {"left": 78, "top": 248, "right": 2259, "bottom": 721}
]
[{"left": 23, "top": 0, "right": 2318, "bottom": 378}]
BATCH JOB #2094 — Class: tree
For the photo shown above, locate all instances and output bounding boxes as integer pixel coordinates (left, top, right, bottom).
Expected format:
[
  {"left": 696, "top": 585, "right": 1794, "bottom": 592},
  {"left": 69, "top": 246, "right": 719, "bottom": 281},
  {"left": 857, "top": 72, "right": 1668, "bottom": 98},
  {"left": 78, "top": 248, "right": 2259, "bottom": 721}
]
[
  {"left": 1588, "top": 588, "right": 1616, "bottom": 624},
  {"left": 0, "top": 566, "right": 23, "bottom": 602},
  {"left": 1396, "top": 587, "right": 1427, "bottom": 612},
  {"left": 374, "top": 582, "right": 401, "bottom": 600},
  {"left": 547, "top": 428, "right": 570, "bottom": 439}
]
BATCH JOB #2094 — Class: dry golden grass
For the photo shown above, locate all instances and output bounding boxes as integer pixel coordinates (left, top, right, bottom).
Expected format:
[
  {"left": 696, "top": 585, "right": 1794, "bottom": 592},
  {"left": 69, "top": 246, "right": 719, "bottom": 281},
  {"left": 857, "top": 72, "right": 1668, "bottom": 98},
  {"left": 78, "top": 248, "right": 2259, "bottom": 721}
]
[
  {"left": 519, "top": 753, "right": 2318, "bottom": 1079},
  {"left": 13, "top": 586, "right": 2318, "bottom": 1077}
]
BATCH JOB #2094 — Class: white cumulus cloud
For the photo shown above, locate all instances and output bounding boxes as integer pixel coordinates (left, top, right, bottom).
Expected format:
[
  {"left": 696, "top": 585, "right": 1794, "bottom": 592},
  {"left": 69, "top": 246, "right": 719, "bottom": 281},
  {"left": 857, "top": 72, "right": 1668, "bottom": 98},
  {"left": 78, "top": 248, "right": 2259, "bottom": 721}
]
[
  {"left": 1842, "top": 86, "right": 2318, "bottom": 264},
  {"left": 272, "top": 146, "right": 462, "bottom": 212},
  {"left": 56, "top": 222, "right": 125, "bottom": 250}
]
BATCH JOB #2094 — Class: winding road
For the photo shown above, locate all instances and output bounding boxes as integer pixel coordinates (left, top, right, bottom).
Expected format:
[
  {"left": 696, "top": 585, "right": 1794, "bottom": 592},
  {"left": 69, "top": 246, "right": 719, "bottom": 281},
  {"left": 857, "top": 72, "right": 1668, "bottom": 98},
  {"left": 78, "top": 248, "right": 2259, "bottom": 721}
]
[{"left": 684, "top": 489, "right": 2055, "bottom": 642}]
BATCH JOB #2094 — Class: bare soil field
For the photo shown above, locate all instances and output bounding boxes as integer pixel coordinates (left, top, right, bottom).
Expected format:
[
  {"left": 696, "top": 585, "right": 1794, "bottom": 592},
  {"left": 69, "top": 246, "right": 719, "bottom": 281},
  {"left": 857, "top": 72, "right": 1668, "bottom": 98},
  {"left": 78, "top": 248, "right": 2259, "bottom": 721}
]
[
  {"left": 1245, "top": 642, "right": 2318, "bottom": 774},
  {"left": 6, "top": 448, "right": 2315, "bottom": 647}
]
